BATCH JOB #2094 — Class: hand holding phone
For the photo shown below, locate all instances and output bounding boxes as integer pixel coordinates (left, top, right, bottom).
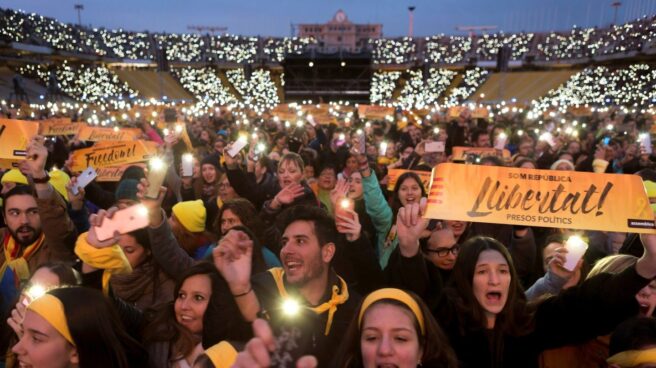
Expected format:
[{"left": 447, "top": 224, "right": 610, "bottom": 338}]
[
  {"left": 93, "top": 205, "right": 150, "bottom": 242},
  {"left": 425, "top": 141, "right": 445, "bottom": 153},
  {"left": 227, "top": 138, "right": 248, "bottom": 158},
  {"left": 640, "top": 133, "right": 653, "bottom": 155},
  {"left": 72, "top": 167, "right": 97, "bottom": 195},
  {"left": 181, "top": 153, "right": 194, "bottom": 177},
  {"left": 146, "top": 157, "right": 168, "bottom": 199}
]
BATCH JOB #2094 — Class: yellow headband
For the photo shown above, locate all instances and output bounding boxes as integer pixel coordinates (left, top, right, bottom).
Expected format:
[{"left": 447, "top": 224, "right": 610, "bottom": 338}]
[
  {"left": 358, "top": 288, "right": 425, "bottom": 335},
  {"left": 205, "top": 341, "right": 238, "bottom": 368},
  {"left": 607, "top": 347, "right": 656, "bottom": 367},
  {"left": 27, "top": 294, "right": 75, "bottom": 346}
]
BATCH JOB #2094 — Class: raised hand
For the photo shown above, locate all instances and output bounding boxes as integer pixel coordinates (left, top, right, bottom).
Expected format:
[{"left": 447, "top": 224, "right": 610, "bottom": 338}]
[
  {"left": 396, "top": 197, "right": 429, "bottom": 257},
  {"left": 87, "top": 207, "right": 121, "bottom": 248},
  {"left": 136, "top": 178, "right": 167, "bottom": 227},
  {"left": 271, "top": 183, "right": 305, "bottom": 209},
  {"left": 638, "top": 230, "right": 656, "bottom": 279},
  {"left": 21, "top": 136, "right": 48, "bottom": 178},
  {"left": 232, "top": 319, "right": 318, "bottom": 368},
  {"left": 329, "top": 178, "right": 349, "bottom": 207},
  {"left": 336, "top": 208, "right": 362, "bottom": 242},
  {"left": 7, "top": 300, "right": 27, "bottom": 338},
  {"left": 66, "top": 176, "right": 86, "bottom": 211},
  {"left": 213, "top": 229, "right": 253, "bottom": 295},
  {"left": 547, "top": 247, "right": 580, "bottom": 281}
]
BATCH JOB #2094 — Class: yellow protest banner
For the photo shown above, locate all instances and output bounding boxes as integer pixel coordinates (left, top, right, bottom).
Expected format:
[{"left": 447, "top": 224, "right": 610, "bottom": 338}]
[
  {"left": 471, "top": 107, "right": 490, "bottom": 119},
  {"left": 95, "top": 163, "right": 147, "bottom": 182},
  {"left": 387, "top": 169, "right": 432, "bottom": 191},
  {"left": 358, "top": 105, "right": 394, "bottom": 120},
  {"left": 70, "top": 141, "right": 158, "bottom": 172},
  {"left": 452, "top": 146, "right": 511, "bottom": 162},
  {"left": 448, "top": 106, "right": 466, "bottom": 118},
  {"left": 425, "top": 163, "right": 656, "bottom": 233},
  {"left": 77, "top": 126, "right": 142, "bottom": 142},
  {"left": 0, "top": 119, "right": 39, "bottom": 167},
  {"left": 39, "top": 119, "right": 84, "bottom": 136}
]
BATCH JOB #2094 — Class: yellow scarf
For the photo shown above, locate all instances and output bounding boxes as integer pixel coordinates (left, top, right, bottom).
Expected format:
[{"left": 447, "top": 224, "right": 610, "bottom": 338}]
[
  {"left": 268, "top": 267, "right": 348, "bottom": 336},
  {"left": 0, "top": 231, "right": 45, "bottom": 285},
  {"left": 74, "top": 232, "right": 132, "bottom": 295}
]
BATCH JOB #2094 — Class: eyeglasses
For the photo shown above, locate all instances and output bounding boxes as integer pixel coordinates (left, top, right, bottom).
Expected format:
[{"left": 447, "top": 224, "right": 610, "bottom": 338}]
[{"left": 425, "top": 245, "right": 459, "bottom": 257}]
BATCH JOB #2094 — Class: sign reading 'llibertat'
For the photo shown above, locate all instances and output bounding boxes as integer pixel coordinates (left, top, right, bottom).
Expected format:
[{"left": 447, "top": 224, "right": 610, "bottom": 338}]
[{"left": 425, "top": 163, "right": 656, "bottom": 233}]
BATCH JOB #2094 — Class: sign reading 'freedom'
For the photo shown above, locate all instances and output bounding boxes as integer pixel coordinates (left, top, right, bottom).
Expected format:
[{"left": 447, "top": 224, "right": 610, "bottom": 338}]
[{"left": 425, "top": 163, "right": 656, "bottom": 233}]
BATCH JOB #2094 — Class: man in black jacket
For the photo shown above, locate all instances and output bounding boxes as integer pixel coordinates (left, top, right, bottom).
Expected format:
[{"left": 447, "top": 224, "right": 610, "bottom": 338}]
[{"left": 213, "top": 205, "right": 362, "bottom": 366}]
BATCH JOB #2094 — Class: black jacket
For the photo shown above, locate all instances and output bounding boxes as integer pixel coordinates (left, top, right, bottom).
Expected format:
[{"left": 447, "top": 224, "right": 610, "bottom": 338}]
[
  {"left": 252, "top": 269, "right": 361, "bottom": 367},
  {"left": 437, "top": 265, "right": 650, "bottom": 368}
]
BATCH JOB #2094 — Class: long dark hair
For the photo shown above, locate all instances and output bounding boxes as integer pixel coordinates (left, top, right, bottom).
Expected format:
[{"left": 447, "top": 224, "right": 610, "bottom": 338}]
[
  {"left": 443, "top": 236, "right": 533, "bottom": 363},
  {"left": 335, "top": 291, "right": 458, "bottom": 368},
  {"left": 142, "top": 262, "right": 222, "bottom": 359},
  {"left": 390, "top": 172, "right": 427, "bottom": 217},
  {"left": 50, "top": 287, "right": 147, "bottom": 368}
]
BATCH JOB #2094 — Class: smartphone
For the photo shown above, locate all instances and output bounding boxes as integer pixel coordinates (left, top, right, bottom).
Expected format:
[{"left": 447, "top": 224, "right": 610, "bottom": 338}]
[
  {"left": 72, "top": 167, "right": 97, "bottom": 195},
  {"left": 181, "top": 153, "right": 194, "bottom": 177},
  {"left": 95, "top": 204, "right": 150, "bottom": 242},
  {"left": 494, "top": 133, "right": 507, "bottom": 150},
  {"left": 356, "top": 129, "right": 366, "bottom": 154},
  {"left": 425, "top": 141, "right": 445, "bottom": 153},
  {"left": 640, "top": 133, "right": 653, "bottom": 155},
  {"left": 602, "top": 137, "right": 611, "bottom": 146},
  {"left": 226, "top": 139, "right": 248, "bottom": 158},
  {"left": 335, "top": 198, "right": 355, "bottom": 232},
  {"left": 146, "top": 158, "right": 168, "bottom": 199}
]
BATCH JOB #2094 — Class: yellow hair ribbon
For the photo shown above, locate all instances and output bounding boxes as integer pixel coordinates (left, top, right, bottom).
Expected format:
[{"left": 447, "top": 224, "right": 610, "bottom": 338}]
[
  {"left": 27, "top": 294, "right": 75, "bottom": 346},
  {"left": 358, "top": 288, "right": 426, "bottom": 336}
]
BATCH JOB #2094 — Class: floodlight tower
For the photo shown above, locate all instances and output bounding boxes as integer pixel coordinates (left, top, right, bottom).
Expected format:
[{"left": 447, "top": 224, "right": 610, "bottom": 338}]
[
  {"left": 611, "top": 1, "right": 622, "bottom": 25},
  {"left": 74, "top": 4, "right": 84, "bottom": 26},
  {"left": 408, "top": 6, "right": 416, "bottom": 37}
]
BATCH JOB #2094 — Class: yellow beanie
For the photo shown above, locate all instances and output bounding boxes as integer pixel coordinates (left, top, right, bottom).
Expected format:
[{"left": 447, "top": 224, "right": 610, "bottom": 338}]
[
  {"left": 1, "top": 169, "right": 28, "bottom": 185},
  {"left": 172, "top": 200, "right": 206, "bottom": 233},
  {"left": 49, "top": 169, "right": 70, "bottom": 202}
]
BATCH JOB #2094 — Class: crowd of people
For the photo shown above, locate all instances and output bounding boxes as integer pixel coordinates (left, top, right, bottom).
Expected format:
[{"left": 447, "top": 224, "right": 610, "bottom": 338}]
[
  {"left": 3, "top": 7, "right": 656, "bottom": 66},
  {"left": 0, "top": 95, "right": 655, "bottom": 368}
]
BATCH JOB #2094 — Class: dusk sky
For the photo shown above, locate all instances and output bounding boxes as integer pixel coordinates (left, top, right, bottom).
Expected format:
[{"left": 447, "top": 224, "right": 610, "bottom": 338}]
[{"left": 4, "top": 0, "right": 656, "bottom": 37}]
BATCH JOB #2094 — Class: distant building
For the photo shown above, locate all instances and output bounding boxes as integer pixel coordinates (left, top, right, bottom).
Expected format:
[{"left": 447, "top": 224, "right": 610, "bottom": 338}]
[{"left": 297, "top": 10, "right": 382, "bottom": 53}]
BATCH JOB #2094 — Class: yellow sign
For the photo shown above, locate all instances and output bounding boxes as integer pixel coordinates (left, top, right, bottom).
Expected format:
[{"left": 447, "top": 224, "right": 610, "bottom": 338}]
[
  {"left": 471, "top": 107, "right": 490, "bottom": 119},
  {"left": 39, "top": 119, "right": 84, "bottom": 136},
  {"left": 358, "top": 105, "right": 394, "bottom": 120},
  {"left": 425, "top": 163, "right": 656, "bottom": 233},
  {"left": 77, "top": 126, "right": 142, "bottom": 142},
  {"left": 95, "top": 163, "right": 147, "bottom": 182},
  {"left": 452, "top": 146, "right": 511, "bottom": 162},
  {"left": 448, "top": 106, "right": 466, "bottom": 118},
  {"left": 0, "top": 119, "right": 39, "bottom": 166},
  {"left": 387, "top": 169, "right": 432, "bottom": 191},
  {"left": 70, "top": 141, "right": 158, "bottom": 172}
]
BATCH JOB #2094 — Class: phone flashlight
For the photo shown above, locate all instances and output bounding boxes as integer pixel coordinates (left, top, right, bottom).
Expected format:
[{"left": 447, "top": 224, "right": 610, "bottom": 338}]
[
  {"left": 282, "top": 299, "right": 301, "bottom": 317},
  {"left": 380, "top": 142, "right": 388, "bottom": 156}
]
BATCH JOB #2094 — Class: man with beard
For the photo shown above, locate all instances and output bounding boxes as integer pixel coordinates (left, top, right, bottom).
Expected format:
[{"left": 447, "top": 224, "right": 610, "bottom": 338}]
[
  {"left": 214, "top": 205, "right": 362, "bottom": 366},
  {"left": 0, "top": 136, "right": 77, "bottom": 312}
]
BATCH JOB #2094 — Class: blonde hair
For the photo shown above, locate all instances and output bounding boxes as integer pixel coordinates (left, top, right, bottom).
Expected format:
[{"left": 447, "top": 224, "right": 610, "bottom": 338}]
[{"left": 587, "top": 254, "right": 638, "bottom": 279}]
